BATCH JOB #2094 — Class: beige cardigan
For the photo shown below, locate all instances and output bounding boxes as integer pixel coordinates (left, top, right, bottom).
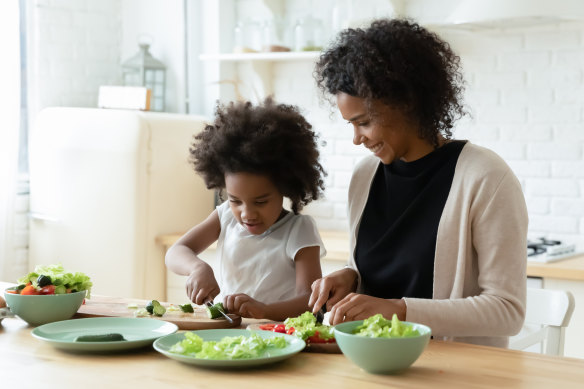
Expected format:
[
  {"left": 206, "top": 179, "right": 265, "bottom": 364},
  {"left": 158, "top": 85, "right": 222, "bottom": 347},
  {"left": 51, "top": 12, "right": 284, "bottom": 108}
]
[{"left": 347, "top": 142, "right": 528, "bottom": 348}]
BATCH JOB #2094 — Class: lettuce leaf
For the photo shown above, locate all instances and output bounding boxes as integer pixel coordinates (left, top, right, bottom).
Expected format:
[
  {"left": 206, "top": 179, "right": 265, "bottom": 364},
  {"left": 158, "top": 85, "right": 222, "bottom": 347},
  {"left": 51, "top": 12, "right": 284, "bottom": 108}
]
[
  {"left": 353, "top": 313, "right": 420, "bottom": 338},
  {"left": 169, "top": 332, "right": 287, "bottom": 360},
  {"left": 284, "top": 311, "right": 335, "bottom": 340},
  {"left": 17, "top": 264, "right": 93, "bottom": 298}
]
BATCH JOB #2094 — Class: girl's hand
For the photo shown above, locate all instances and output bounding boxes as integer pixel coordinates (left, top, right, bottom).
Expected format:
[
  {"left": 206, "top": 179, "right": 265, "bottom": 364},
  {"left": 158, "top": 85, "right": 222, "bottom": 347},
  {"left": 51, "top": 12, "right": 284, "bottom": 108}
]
[
  {"left": 223, "top": 293, "right": 267, "bottom": 319},
  {"left": 308, "top": 267, "right": 358, "bottom": 315},
  {"left": 186, "top": 262, "right": 220, "bottom": 305},
  {"left": 328, "top": 293, "right": 407, "bottom": 325}
]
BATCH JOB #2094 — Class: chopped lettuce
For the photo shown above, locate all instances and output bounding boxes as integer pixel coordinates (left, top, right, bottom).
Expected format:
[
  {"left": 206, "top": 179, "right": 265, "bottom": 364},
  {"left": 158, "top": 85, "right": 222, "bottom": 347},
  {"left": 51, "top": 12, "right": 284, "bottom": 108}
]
[
  {"left": 17, "top": 264, "right": 93, "bottom": 298},
  {"left": 284, "top": 311, "right": 335, "bottom": 341},
  {"left": 353, "top": 314, "right": 421, "bottom": 338},
  {"left": 169, "top": 332, "right": 287, "bottom": 359}
]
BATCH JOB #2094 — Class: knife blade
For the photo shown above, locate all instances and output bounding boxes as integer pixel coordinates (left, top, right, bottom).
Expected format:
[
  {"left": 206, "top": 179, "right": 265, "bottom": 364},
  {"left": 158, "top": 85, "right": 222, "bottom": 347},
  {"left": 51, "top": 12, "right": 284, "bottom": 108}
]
[{"left": 205, "top": 300, "right": 234, "bottom": 323}]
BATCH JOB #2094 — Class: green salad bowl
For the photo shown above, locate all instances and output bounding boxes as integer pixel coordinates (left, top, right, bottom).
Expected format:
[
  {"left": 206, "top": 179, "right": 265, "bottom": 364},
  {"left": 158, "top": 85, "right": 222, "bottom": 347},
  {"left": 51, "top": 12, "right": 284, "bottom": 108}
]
[
  {"left": 333, "top": 320, "right": 431, "bottom": 374},
  {"left": 4, "top": 288, "right": 86, "bottom": 326}
]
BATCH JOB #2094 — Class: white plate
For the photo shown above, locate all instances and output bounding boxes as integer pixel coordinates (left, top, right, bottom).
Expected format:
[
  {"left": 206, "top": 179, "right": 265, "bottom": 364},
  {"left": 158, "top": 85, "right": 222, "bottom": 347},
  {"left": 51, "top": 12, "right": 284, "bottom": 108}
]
[{"left": 32, "top": 317, "right": 178, "bottom": 352}]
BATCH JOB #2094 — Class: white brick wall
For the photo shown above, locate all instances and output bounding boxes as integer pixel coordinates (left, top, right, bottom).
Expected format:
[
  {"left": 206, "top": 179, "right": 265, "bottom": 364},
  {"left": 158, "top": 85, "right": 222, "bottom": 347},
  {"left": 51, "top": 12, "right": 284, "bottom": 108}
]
[
  {"left": 270, "top": 19, "right": 584, "bottom": 249},
  {"left": 21, "top": 1, "right": 584, "bottom": 261},
  {"left": 28, "top": 0, "right": 122, "bottom": 122}
]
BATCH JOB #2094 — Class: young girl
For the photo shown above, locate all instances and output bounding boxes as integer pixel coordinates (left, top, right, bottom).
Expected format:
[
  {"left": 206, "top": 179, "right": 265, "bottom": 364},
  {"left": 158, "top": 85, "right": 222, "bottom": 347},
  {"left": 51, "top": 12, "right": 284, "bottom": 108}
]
[{"left": 165, "top": 98, "right": 327, "bottom": 321}]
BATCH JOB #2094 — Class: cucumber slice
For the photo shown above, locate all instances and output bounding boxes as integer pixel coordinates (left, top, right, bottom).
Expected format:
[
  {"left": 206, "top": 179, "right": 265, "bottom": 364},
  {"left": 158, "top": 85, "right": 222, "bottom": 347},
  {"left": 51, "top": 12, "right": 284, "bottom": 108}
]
[
  {"left": 75, "top": 333, "right": 126, "bottom": 342},
  {"left": 152, "top": 304, "right": 166, "bottom": 317},
  {"left": 179, "top": 303, "right": 194, "bottom": 313},
  {"left": 206, "top": 302, "right": 226, "bottom": 319}
]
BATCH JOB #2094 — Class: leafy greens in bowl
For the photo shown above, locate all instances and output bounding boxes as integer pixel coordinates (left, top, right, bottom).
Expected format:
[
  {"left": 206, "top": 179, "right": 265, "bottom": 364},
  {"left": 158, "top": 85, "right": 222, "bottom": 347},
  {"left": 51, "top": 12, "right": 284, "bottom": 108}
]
[{"left": 334, "top": 314, "right": 431, "bottom": 374}]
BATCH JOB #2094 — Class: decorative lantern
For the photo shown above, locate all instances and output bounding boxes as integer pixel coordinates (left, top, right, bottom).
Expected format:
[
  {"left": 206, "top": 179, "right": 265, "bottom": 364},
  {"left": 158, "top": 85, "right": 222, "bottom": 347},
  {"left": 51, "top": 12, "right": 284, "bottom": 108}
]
[{"left": 122, "top": 43, "right": 166, "bottom": 112}]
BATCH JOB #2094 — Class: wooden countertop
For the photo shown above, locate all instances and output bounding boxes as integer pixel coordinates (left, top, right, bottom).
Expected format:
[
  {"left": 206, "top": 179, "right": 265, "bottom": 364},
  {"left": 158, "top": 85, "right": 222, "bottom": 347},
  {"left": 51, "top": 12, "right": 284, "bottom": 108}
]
[
  {"left": 157, "top": 231, "right": 584, "bottom": 282},
  {"left": 3, "top": 282, "right": 584, "bottom": 387},
  {"left": 2, "top": 298, "right": 584, "bottom": 386}
]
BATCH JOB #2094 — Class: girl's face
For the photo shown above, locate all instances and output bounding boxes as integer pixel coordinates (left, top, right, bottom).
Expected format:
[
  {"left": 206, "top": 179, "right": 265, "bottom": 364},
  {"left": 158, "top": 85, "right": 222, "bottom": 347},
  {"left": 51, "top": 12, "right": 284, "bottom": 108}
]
[
  {"left": 336, "top": 92, "right": 433, "bottom": 164},
  {"left": 224, "top": 172, "right": 284, "bottom": 235}
]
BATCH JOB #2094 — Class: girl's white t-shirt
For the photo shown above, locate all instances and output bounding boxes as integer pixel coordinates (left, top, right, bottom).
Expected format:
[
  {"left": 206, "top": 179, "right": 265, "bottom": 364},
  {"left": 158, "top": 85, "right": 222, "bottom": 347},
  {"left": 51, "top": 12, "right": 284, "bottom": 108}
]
[{"left": 214, "top": 201, "right": 326, "bottom": 304}]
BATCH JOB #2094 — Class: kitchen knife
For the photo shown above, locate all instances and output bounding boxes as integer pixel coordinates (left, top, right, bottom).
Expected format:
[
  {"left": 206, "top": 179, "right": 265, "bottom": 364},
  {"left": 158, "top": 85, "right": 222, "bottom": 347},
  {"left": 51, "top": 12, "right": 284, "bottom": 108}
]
[
  {"left": 314, "top": 305, "right": 326, "bottom": 324},
  {"left": 205, "top": 300, "right": 234, "bottom": 324}
]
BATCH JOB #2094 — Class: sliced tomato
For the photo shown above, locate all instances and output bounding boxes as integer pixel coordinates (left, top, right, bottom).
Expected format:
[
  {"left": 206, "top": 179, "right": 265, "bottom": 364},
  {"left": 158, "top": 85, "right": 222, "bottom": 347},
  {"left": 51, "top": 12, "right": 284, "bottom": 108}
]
[
  {"left": 286, "top": 326, "right": 295, "bottom": 335},
  {"left": 272, "top": 324, "right": 287, "bottom": 333},
  {"left": 259, "top": 323, "right": 288, "bottom": 333},
  {"left": 306, "top": 331, "right": 336, "bottom": 344},
  {"left": 39, "top": 285, "right": 56, "bottom": 295},
  {"left": 21, "top": 285, "right": 40, "bottom": 295}
]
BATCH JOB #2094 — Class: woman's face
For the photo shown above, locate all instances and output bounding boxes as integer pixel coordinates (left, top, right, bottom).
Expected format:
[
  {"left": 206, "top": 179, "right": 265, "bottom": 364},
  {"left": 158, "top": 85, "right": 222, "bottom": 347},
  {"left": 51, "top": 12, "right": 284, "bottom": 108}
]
[
  {"left": 336, "top": 92, "right": 431, "bottom": 164},
  {"left": 224, "top": 172, "right": 284, "bottom": 235}
]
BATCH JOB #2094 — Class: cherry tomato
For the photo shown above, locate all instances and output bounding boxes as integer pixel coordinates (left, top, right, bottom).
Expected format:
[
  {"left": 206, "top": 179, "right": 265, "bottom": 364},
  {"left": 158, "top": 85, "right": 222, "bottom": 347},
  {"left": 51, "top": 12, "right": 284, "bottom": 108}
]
[
  {"left": 286, "top": 326, "right": 295, "bottom": 335},
  {"left": 259, "top": 324, "right": 277, "bottom": 331},
  {"left": 306, "top": 331, "right": 336, "bottom": 344},
  {"left": 40, "top": 285, "right": 56, "bottom": 295}
]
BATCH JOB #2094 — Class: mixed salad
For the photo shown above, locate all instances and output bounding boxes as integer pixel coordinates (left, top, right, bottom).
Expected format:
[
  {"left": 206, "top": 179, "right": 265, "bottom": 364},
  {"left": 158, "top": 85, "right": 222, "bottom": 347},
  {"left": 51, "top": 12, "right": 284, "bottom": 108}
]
[
  {"left": 169, "top": 331, "right": 288, "bottom": 359},
  {"left": 353, "top": 314, "right": 421, "bottom": 338},
  {"left": 260, "top": 311, "right": 336, "bottom": 344},
  {"left": 6, "top": 264, "right": 92, "bottom": 297}
]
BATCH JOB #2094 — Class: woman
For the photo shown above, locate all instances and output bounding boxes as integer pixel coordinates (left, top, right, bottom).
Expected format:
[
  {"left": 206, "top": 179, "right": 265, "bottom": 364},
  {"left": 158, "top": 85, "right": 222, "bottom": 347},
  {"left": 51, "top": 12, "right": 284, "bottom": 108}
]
[{"left": 309, "top": 18, "right": 528, "bottom": 347}]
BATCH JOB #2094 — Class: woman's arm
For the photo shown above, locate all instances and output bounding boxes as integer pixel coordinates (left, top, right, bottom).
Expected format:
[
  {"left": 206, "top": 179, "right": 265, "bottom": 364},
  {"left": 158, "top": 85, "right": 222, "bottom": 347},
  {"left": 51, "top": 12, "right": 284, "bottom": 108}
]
[
  {"left": 165, "top": 210, "right": 222, "bottom": 304},
  {"left": 405, "top": 169, "right": 528, "bottom": 338}
]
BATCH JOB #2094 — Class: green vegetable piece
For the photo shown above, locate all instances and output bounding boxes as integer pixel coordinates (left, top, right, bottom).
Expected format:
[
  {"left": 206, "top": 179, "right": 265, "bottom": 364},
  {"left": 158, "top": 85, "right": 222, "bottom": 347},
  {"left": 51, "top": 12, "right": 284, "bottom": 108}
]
[
  {"left": 180, "top": 303, "right": 194, "bottom": 313},
  {"left": 153, "top": 304, "right": 166, "bottom": 317},
  {"left": 75, "top": 333, "right": 126, "bottom": 342},
  {"left": 206, "top": 302, "right": 226, "bottom": 319},
  {"left": 54, "top": 285, "right": 67, "bottom": 294},
  {"left": 16, "top": 284, "right": 25, "bottom": 292},
  {"left": 37, "top": 274, "right": 52, "bottom": 287},
  {"left": 145, "top": 300, "right": 161, "bottom": 314}
]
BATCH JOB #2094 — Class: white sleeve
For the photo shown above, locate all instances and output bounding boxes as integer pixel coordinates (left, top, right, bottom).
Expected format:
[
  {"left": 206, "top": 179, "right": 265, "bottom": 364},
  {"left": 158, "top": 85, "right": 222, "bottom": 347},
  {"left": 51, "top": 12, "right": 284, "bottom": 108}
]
[
  {"left": 215, "top": 200, "right": 232, "bottom": 226},
  {"left": 285, "top": 215, "right": 326, "bottom": 261}
]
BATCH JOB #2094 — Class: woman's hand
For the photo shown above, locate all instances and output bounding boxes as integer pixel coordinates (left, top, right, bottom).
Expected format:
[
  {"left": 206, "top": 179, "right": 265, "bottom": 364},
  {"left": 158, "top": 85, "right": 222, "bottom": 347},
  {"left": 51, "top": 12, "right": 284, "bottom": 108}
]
[
  {"left": 186, "top": 262, "right": 220, "bottom": 305},
  {"left": 308, "top": 267, "right": 358, "bottom": 314},
  {"left": 328, "top": 293, "right": 407, "bottom": 325},
  {"left": 223, "top": 293, "right": 267, "bottom": 319}
]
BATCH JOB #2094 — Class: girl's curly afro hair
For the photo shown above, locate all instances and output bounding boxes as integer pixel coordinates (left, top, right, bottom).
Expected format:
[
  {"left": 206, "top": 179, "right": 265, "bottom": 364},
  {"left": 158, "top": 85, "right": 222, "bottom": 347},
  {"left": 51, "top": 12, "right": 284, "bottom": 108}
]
[
  {"left": 190, "top": 98, "right": 326, "bottom": 214},
  {"left": 315, "top": 18, "right": 466, "bottom": 147}
]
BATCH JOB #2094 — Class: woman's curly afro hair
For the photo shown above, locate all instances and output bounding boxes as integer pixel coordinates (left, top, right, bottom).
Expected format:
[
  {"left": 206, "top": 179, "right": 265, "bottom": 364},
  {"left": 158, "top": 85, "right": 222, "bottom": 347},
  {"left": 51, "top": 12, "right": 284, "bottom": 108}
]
[
  {"left": 315, "top": 18, "right": 466, "bottom": 147},
  {"left": 190, "top": 98, "right": 326, "bottom": 214}
]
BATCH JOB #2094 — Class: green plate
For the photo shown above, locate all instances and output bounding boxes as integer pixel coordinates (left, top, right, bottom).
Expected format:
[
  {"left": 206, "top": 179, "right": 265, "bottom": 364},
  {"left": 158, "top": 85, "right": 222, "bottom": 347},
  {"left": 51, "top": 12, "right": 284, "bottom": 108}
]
[
  {"left": 31, "top": 317, "right": 178, "bottom": 352},
  {"left": 153, "top": 329, "right": 305, "bottom": 368}
]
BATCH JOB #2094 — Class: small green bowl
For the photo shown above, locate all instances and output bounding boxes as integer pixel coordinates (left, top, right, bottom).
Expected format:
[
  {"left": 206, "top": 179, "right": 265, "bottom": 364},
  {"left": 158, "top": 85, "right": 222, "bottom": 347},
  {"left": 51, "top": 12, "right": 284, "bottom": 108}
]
[
  {"left": 4, "top": 288, "right": 86, "bottom": 326},
  {"left": 334, "top": 320, "right": 431, "bottom": 374}
]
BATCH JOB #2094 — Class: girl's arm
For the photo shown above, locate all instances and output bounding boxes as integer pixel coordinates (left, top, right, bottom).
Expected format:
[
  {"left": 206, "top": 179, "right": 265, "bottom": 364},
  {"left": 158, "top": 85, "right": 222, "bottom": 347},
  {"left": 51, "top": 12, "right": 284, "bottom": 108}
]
[
  {"left": 165, "top": 210, "right": 221, "bottom": 304},
  {"left": 224, "top": 245, "right": 322, "bottom": 321}
]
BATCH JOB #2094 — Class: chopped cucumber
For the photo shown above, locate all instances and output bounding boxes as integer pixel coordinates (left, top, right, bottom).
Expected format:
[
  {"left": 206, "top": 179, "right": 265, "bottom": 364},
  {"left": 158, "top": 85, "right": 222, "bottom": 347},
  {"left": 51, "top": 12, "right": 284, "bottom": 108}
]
[
  {"left": 153, "top": 304, "right": 166, "bottom": 316},
  {"left": 75, "top": 333, "right": 126, "bottom": 342},
  {"left": 144, "top": 300, "right": 166, "bottom": 316},
  {"left": 206, "top": 302, "right": 226, "bottom": 319},
  {"left": 179, "top": 303, "right": 194, "bottom": 313}
]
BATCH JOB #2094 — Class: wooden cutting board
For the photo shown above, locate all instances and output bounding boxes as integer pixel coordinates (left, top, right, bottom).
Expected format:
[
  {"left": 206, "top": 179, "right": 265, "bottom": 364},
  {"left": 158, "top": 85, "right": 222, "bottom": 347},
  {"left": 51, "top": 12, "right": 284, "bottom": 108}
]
[{"left": 75, "top": 295, "right": 241, "bottom": 330}]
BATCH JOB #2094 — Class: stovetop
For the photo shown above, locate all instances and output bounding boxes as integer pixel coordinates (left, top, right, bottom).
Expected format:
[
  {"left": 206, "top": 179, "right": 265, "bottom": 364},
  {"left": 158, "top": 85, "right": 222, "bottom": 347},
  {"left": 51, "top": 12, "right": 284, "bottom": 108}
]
[{"left": 528, "top": 237, "right": 577, "bottom": 263}]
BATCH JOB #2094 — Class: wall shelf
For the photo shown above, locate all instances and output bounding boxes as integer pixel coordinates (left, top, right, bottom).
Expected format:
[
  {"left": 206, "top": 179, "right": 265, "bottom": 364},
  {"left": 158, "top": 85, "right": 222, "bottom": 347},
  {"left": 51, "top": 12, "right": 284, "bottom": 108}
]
[{"left": 199, "top": 51, "right": 320, "bottom": 62}]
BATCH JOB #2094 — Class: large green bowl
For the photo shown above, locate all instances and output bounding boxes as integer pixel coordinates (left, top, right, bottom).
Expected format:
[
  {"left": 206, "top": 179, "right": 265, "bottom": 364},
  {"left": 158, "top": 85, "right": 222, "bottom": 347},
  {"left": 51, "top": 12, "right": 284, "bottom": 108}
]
[
  {"left": 334, "top": 320, "right": 431, "bottom": 374},
  {"left": 4, "top": 288, "right": 86, "bottom": 326}
]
